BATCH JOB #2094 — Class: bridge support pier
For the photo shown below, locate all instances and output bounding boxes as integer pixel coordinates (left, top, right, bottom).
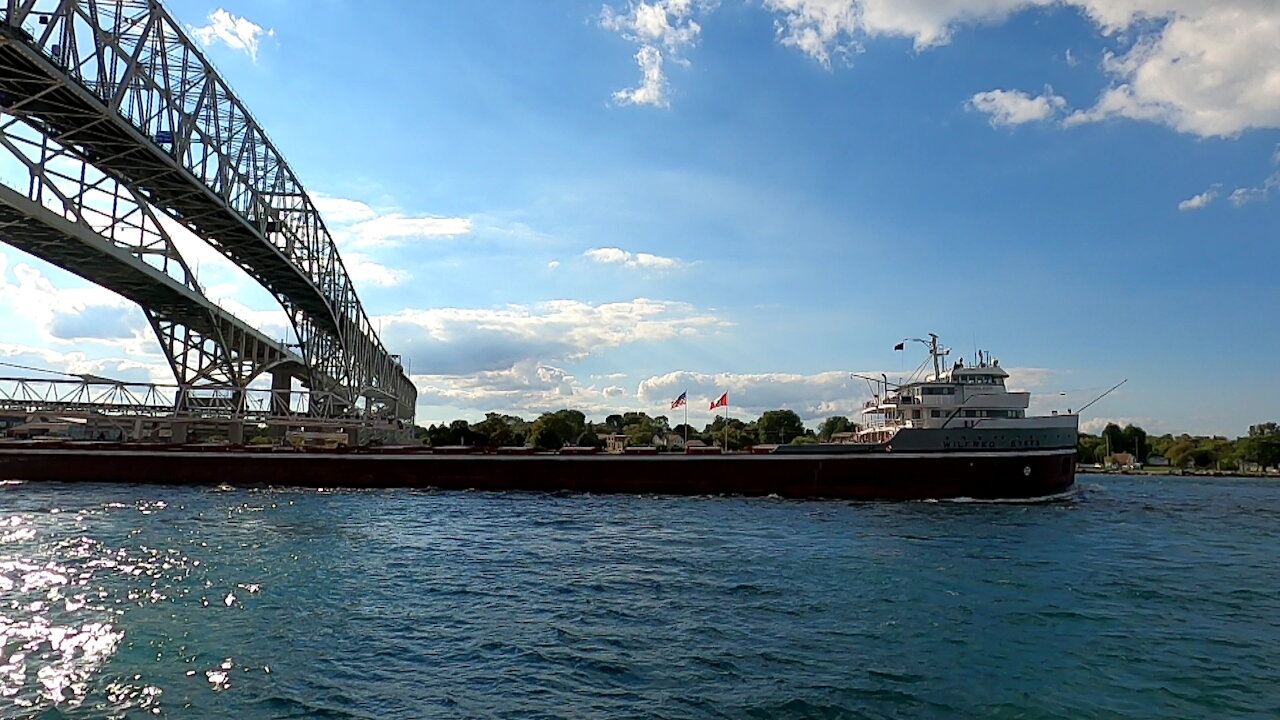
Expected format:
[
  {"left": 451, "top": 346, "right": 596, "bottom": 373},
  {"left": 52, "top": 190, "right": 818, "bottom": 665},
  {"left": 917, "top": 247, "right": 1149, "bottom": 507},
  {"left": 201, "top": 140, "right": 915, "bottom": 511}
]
[{"left": 227, "top": 421, "right": 244, "bottom": 446}]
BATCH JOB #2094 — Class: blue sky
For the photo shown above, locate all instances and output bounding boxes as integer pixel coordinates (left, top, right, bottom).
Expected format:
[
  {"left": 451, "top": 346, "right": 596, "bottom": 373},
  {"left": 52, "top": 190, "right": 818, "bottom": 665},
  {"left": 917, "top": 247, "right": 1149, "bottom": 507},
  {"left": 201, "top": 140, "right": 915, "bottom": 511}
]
[{"left": 1, "top": 0, "right": 1278, "bottom": 436}]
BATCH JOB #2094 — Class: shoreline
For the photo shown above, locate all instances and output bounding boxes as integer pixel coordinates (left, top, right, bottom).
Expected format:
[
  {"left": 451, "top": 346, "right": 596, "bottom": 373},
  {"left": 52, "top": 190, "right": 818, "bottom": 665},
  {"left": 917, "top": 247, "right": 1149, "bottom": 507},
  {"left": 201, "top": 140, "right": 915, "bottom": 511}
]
[{"left": 1077, "top": 466, "right": 1279, "bottom": 479}]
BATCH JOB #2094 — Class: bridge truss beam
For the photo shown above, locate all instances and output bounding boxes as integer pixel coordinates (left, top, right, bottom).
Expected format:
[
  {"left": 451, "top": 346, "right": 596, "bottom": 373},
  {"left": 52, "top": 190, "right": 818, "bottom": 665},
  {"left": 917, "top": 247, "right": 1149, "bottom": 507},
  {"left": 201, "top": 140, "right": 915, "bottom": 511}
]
[
  {"left": 0, "top": 0, "right": 415, "bottom": 420},
  {"left": 0, "top": 114, "right": 341, "bottom": 413}
]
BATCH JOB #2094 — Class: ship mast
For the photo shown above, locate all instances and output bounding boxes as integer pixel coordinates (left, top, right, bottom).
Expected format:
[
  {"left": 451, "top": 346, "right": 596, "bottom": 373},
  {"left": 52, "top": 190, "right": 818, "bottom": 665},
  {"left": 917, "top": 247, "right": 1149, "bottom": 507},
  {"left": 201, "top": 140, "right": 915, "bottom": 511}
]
[{"left": 929, "top": 333, "right": 941, "bottom": 379}]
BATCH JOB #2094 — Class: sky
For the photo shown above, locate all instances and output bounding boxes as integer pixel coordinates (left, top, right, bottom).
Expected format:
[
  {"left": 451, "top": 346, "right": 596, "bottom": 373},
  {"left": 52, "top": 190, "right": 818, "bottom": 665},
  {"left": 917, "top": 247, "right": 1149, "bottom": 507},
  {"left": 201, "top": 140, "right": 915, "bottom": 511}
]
[{"left": 1, "top": 0, "right": 1278, "bottom": 437}]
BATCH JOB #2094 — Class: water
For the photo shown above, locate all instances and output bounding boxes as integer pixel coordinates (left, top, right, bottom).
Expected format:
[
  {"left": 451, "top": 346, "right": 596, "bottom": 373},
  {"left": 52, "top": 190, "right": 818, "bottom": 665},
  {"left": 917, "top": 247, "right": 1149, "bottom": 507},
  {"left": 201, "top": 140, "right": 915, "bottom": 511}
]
[{"left": 0, "top": 476, "right": 1277, "bottom": 719}]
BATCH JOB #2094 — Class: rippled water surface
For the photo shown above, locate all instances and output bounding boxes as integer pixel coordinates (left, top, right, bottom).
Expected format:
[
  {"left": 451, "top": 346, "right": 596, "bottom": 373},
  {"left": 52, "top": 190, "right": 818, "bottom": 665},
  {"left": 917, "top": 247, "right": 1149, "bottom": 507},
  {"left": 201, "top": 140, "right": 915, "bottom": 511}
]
[{"left": 1, "top": 476, "right": 1277, "bottom": 719}]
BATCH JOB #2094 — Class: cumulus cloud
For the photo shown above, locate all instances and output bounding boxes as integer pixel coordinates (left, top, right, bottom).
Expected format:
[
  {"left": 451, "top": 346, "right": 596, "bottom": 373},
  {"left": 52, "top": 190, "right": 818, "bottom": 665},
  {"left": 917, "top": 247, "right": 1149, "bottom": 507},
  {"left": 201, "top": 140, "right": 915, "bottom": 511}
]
[
  {"left": 967, "top": 87, "right": 1067, "bottom": 127},
  {"left": 341, "top": 214, "right": 473, "bottom": 248},
  {"left": 0, "top": 255, "right": 151, "bottom": 351},
  {"left": 414, "top": 364, "right": 872, "bottom": 425},
  {"left": 764, "top": 0, "right": 1040, "bottom": 64},
  {"left": 1062, "top": 3, "right": 1280, "bottom": 137},
  {"left": 380, "top": 298, "right": 724, "bottom": 377},
  {"left": 601, "top": 0, "right": 708, "bottom": 107},
  {"left": 1177, "top": 185, "right": 1219, "bottom": 211},
  {"left": 1227, "top": 156, "right": 1280, "bottom": 207},
  {"left": 600, "top": 1, "right": 1280, "bottom": 140},
  {"left": 0, "top": 342, "right": 166, "bottom": 385},
  {"left": 307, "top": 192, "right": 472, "bottom": 289},
  {"left": 311, "top": 194, "right": 378, "bottom": 224},
  {"left": 637, "top": 369, "right": 870, "bottom": 423},
  {"left": 48, "top": 305, "right": 145, "bottom": 341},
  {"left": 583, "top": 247, "right": 685, "bottom": 270},
  {"left": 189, "top": 9, "right": 275, "bottom": 61},
  {"left": 1081, "top": 416, "right": 1169, "bottom": 436},
  {"left": 342, "top": 252, "right": 411, "bottom": 288}
]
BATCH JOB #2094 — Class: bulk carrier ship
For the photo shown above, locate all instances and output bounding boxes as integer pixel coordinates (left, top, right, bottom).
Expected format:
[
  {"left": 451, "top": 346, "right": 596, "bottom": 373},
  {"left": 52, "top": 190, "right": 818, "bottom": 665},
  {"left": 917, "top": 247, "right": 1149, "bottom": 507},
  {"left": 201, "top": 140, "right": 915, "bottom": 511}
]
[{"left": 0, "top": 336, "right": 1078, "bottom": 500}]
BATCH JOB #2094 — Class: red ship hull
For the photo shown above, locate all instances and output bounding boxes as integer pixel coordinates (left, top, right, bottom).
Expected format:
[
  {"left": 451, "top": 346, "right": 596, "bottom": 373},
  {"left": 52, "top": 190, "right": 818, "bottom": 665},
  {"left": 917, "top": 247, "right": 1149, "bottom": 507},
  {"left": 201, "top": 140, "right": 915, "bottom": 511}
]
[{"left": 0, "top": 445, "right": 1076, "bottom": 500}]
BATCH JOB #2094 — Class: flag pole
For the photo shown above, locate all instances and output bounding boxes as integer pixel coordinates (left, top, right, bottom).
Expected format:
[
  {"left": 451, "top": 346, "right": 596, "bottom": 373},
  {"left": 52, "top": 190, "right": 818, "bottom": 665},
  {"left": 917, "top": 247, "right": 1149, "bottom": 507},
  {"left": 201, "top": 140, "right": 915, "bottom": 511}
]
[
  {"left": 724, "top": 396, "right": 730, "bottom": 452},
  {"left": 683, "top": 393, "right": 688, "bottom": 449}
]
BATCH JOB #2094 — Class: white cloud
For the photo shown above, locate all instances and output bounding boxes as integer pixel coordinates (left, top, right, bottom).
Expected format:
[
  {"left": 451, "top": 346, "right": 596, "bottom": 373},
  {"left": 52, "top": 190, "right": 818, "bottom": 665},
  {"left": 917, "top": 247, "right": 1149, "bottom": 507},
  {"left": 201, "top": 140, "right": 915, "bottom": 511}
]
[
  {"left": 1177, "top": 185, "right": 1219, "bottom": 211},
  {"left": 547, "top": 261, "right": 561, "bottom": 270},
  {"left": 583, "top": 247, "right": 685, "bottom": 270},
  {"left": 341, "top": 213, "right": 473, "bottom": 248},
  {"left": 637, "top": 369, "right": 869, "bottom": 423},
  {"left": 967, "top": 87, "right": 1067, "bottom": 127},
  {"left": 381, "top": 298, "right": 724, "bottom": 377},
  {"left": 0, "top": 255, "right": 152, "bottom": 352},
  {"left": 599, "top": 1, "right": 1280, "bottom": 139},
  {"left": 342, "top": 252, "right": 411, "bottom": 288},
  {"left": 0, "top": 342, "right": 167, "bottom": 385},
  {"left": 1080, "top": 415, "right": 1170, "bottom": 435},
  {"left": 311, "top": 194, "right": 377, "bottom": 224},
  {"left": 613, "top": 46, "right": 671, "bottom": 107},
  {"left": 1228, "top": 171, "right": 1280, "bottom": 207},
  {"left": 763, "top": 0, "right": 1042, "bottom": 64},
  {"left": 601, "top": 0, "right": 707, "bottom": 107},
  {"left": 189, "top": 9, "right": 275, "bottom": 61},
  {"left": 1063, "top": 3, "right": 1280, "bottom": 137}
]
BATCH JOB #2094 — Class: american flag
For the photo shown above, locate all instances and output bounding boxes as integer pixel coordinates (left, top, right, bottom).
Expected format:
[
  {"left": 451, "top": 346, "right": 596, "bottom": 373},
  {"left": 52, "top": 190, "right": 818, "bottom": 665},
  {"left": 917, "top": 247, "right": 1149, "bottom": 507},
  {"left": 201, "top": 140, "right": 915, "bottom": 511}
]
[{"left": 671, "top": 391, "right": 687, "bottom": 409}]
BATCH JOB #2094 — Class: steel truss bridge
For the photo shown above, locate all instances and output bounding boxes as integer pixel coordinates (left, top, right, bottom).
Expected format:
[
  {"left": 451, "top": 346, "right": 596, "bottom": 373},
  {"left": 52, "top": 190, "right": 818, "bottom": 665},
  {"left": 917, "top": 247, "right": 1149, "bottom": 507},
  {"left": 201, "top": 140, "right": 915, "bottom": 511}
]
[{"left": 0, "top": 0, "right": 415, "bottom": 426}]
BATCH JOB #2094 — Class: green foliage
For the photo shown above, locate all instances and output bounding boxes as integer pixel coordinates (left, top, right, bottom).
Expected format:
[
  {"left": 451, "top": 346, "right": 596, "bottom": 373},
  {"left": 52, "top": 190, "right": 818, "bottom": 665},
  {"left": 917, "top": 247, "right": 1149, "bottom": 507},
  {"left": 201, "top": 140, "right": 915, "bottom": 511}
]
[
  {"left": 620, "top": 412, "right": 670, "bottom": 448},
  {"left": 818, "top": 416, "right": 853, "bottom": 441},
  {"left": 471, "top": 413, "right": 531, "bottom": 447},
  {"left": 1240, "top": 424, "right": 1280, "bottom": 469},
  {"left": 1080, "top": 422, "right": 1280, "bottom": 471},
  {"left": 529, "top": 409, "right": 587, "bottom": 450},
  {"left": 1077, "top": 434, "right": 1105, "bottom": 463},
  {"left": 702, "top": 416, "right": 754, "bottom": 450},
  {"left": 756, "top": 409, "right": 806, "bottom": 445}
]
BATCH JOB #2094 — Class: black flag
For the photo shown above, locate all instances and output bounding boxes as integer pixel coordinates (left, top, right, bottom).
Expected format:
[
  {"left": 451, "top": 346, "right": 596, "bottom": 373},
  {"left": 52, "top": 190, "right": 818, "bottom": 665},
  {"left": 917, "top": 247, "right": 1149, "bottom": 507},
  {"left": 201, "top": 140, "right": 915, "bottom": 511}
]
[{"left": 893, "top": 342, "right": 905, "bottom": 351}]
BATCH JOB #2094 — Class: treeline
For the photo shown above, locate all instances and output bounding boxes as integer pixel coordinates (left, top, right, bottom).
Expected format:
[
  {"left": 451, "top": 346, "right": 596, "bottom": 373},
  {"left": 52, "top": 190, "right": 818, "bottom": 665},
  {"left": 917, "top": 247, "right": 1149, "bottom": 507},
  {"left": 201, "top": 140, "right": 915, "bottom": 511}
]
[
  {"left": 415, "top": 410, "right": 862, "bottom": 451},
  {"left": 1078, "top": 421, "right": 1280, "bottom": 470}
]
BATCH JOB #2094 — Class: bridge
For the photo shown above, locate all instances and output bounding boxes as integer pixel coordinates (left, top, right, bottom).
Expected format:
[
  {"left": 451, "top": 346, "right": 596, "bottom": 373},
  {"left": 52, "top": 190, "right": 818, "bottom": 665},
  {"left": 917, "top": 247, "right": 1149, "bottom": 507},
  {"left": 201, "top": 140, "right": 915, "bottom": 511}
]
[{"left": 0, "top": 0, "right": 416, "bottom": 432}]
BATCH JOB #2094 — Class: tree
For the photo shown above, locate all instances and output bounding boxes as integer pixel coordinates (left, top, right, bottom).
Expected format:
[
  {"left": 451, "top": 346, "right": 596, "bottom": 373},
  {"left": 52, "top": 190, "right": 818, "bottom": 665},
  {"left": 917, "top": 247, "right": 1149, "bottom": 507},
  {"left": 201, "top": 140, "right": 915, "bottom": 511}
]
[
  {"left": 1239, "top": 422, "right": 1280, "bottom": 469},
  {"left": 1078, "top": 434, "right": 1105, "bottom": 463},
  {"left": 621, "top": 412, "right": 667, "bottom": 448},
  {"left": 423, "top": 422, "right": 465, "bottom": 447},
  {"left": 1101, "top": 423, "right": 1126, "bottom": 455},
  {"left": 672, "top": 423, "right": 698, "bottom": 442},
  {"left": 472, "top": 413, "right": 530, "bottom": 447},
  {"left": 757, "top": 409, "right": 806, "bottom": 445},
  {"left": 528, "top": 409, "right": 587, "bottom": 450},
  {"left": 1121, "top": 425, "right": 1149, "bottom": 462},
  {"left": 818, "top": 416, "right": 853, "bottom": 442}
]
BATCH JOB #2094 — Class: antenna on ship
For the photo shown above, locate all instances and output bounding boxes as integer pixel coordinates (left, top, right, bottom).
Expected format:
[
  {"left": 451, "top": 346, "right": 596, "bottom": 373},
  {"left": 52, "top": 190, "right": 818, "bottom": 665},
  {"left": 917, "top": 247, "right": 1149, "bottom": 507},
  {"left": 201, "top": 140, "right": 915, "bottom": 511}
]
[
  {"left": 929, "top": 333, "right": 941, "bottom": 379},
  {"left": 1076, "top": 379, "right": 1128, "bottom": 416}
]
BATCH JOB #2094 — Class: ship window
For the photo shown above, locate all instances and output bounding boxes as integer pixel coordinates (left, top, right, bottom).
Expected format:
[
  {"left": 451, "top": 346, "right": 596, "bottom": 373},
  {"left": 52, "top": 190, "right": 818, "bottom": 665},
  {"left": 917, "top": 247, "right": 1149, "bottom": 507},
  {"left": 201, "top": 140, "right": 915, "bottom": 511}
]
[
  {"left": 931, "top": 410, "right": 941, "bottom": 418},
  {"left": 912, "top": 409, "right": 921, "bottom": 419}
]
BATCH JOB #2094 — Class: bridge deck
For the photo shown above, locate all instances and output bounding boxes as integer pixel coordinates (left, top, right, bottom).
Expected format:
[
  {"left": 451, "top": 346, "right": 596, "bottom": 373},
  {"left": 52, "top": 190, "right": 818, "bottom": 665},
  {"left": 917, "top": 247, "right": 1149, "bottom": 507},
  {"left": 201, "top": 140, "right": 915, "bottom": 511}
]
[
  {"left": 0, "top": 27, "right": 340, "bottom": 336},
  {"left": 0, "top": 184, "right": 309, "bottom": 382}
]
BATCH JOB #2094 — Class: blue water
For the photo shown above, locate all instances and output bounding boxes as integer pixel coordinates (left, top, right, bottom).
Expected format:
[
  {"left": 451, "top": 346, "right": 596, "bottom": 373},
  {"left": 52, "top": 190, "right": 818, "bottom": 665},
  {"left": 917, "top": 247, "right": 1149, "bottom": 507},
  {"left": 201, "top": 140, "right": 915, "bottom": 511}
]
[{"left": 1, "top": 476, "right": 1277, "bottom": 719}]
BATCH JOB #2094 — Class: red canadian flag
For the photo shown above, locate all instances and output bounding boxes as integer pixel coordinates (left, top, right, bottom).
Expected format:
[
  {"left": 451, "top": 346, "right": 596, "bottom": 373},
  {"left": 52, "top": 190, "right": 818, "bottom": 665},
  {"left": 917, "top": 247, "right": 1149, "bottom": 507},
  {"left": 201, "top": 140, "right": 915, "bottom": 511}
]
[{"left": 709, "top": 392, "right": 729, "bottom": 410}]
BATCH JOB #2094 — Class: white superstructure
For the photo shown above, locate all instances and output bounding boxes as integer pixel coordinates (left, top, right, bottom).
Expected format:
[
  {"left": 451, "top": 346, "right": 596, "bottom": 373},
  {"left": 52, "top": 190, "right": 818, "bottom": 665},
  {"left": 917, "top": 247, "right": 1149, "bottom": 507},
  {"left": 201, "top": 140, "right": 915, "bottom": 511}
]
[{"left": 856, "top": 334, "right": 1067, "bottom": 443}]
